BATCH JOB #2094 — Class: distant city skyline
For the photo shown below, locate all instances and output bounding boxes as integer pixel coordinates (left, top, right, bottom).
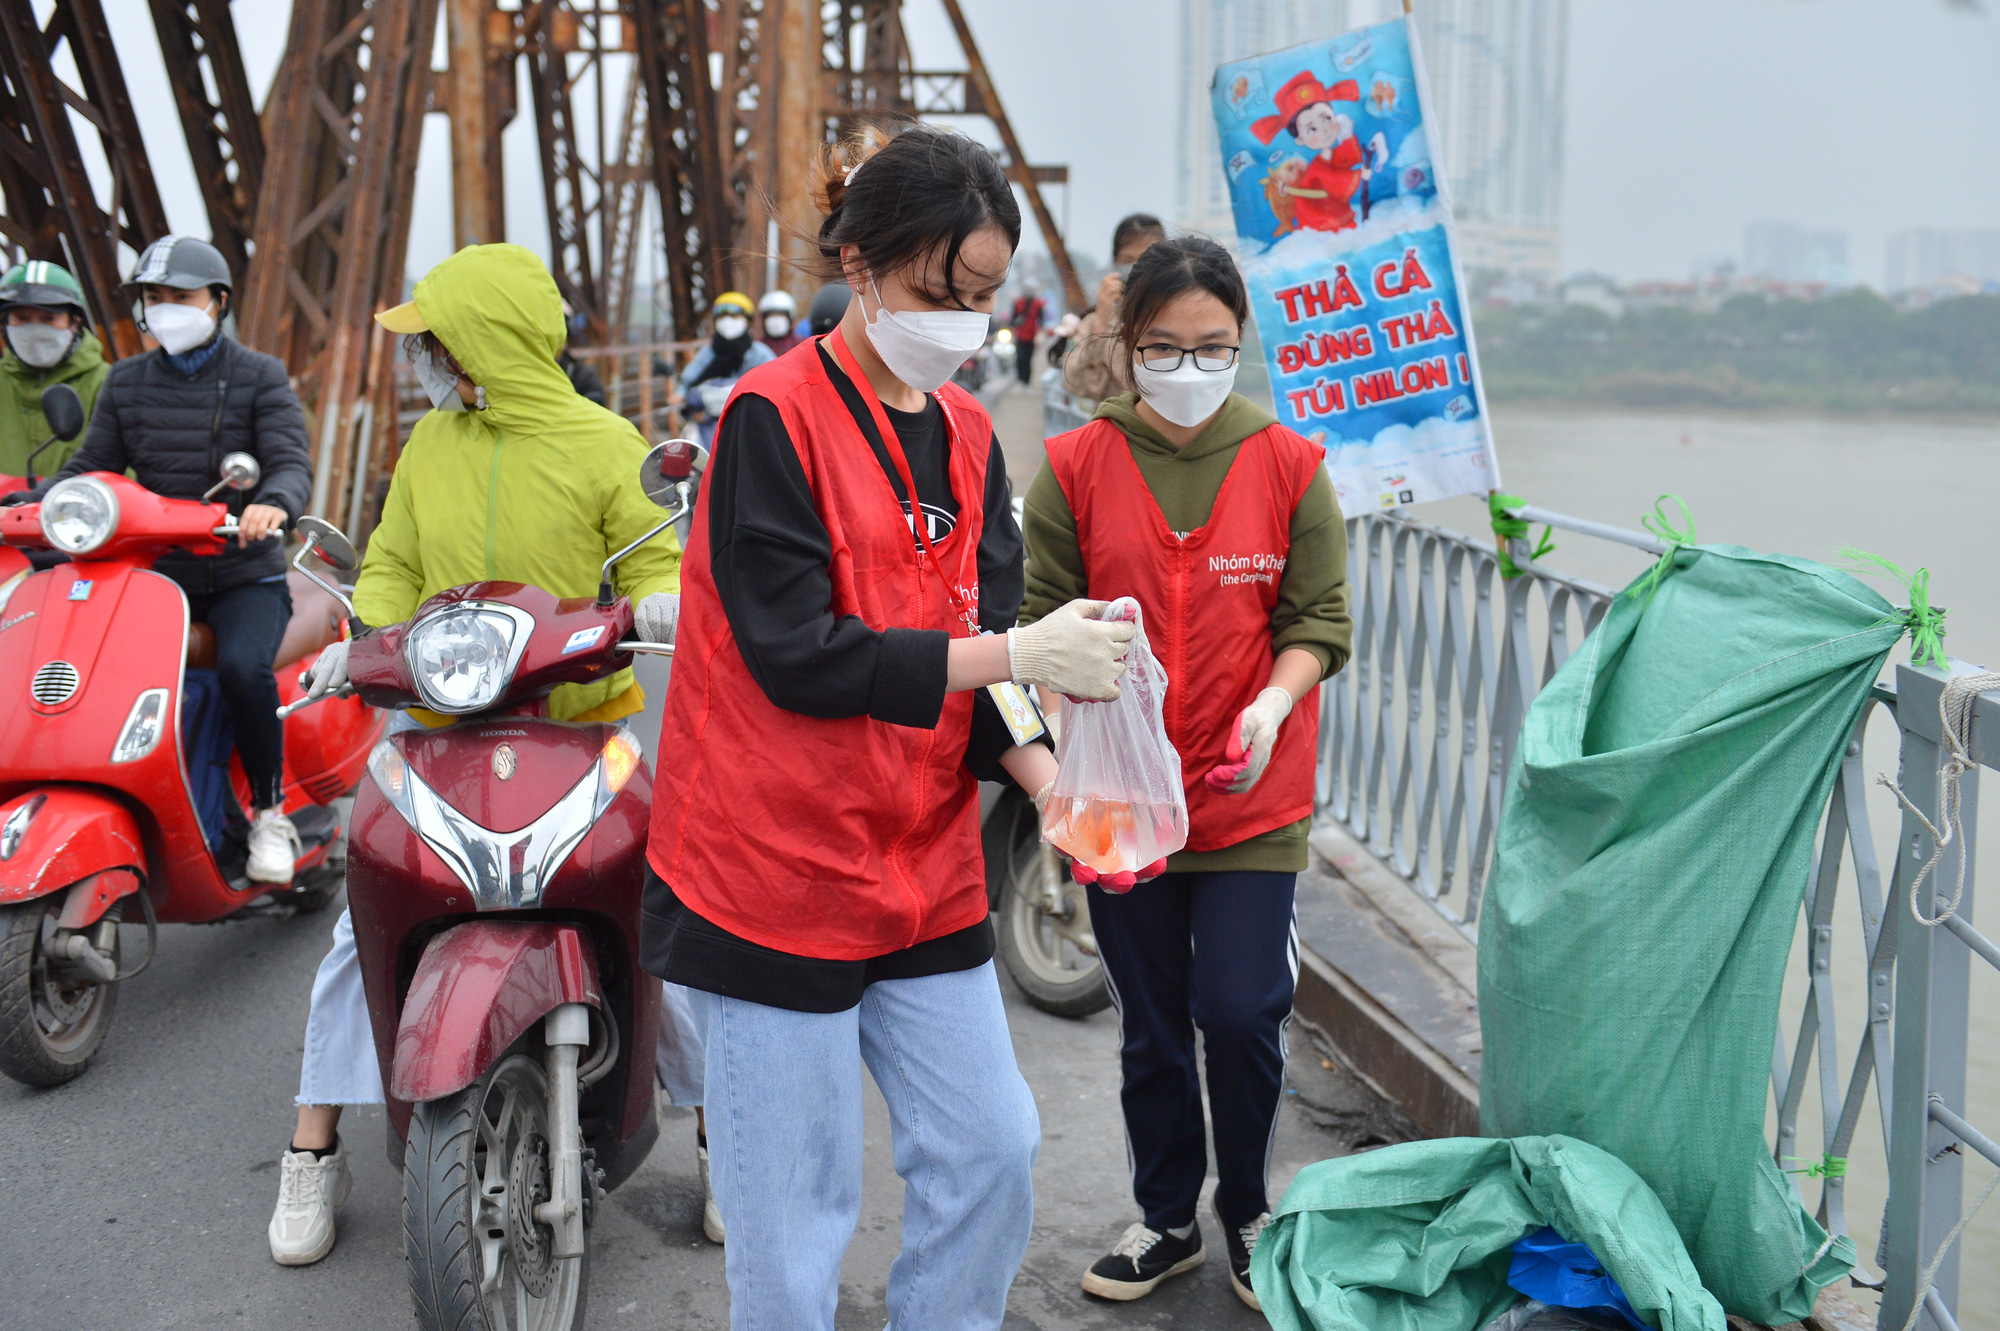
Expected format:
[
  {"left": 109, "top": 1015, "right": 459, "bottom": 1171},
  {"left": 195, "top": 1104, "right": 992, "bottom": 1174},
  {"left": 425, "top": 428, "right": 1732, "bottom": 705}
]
[
  {"left": 1884, "top": 228, "right": 2000, "bottom": 294},
  {"left": 1742, "top": 223, "right": 1850, "bottom": 286}
]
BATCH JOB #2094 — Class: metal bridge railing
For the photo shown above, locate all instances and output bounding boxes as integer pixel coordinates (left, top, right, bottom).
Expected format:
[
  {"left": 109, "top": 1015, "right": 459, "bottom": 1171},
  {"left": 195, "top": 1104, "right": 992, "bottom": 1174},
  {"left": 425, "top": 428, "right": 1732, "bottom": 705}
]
[
  {"left": 1038, "top": 382, "right": 1988, "bottom": 1329},
  {"left": 1778, "top": 666, "right": 1997, "bottom": 1331}
]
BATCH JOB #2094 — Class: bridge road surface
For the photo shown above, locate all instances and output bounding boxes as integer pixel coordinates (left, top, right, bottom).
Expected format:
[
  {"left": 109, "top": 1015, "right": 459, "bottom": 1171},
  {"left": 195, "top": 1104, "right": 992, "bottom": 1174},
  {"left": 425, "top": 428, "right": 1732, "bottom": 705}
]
[{"left": 0, "top": 367, "right": 1404, "bottom": 1328}]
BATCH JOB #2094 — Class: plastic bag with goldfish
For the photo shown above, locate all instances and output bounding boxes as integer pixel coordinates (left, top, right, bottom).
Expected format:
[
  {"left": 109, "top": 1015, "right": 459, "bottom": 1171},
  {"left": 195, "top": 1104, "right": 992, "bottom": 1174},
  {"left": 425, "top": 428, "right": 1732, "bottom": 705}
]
[{"left": 1040, "top": 598, "right": 1187, "bottom": 875}]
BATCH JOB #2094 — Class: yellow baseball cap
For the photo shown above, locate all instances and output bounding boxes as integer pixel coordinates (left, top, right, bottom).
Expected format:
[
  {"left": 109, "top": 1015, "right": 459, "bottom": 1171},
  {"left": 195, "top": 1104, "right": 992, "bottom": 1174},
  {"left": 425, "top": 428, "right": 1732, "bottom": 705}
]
[{"left": 375, "top": 299, "right": 428, "bottom": 334}]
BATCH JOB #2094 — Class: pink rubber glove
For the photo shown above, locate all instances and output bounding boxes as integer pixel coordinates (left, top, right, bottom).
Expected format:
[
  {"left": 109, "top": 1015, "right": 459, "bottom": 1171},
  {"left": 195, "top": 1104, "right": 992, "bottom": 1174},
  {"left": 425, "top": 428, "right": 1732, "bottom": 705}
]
[
  {"left": 1204, "top": 687, "right": 1294, "bottom": 794},
  {"left": 1069, "top": 857, "right": 1169, "bottom": 895}
]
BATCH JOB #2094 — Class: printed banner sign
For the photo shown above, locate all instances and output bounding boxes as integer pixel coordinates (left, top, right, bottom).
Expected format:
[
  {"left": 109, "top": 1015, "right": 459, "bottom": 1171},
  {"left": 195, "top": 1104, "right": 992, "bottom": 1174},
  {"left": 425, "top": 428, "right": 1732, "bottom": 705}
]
[{"left": 1211, "top": 17, "right": 1501, "bottom": 511}]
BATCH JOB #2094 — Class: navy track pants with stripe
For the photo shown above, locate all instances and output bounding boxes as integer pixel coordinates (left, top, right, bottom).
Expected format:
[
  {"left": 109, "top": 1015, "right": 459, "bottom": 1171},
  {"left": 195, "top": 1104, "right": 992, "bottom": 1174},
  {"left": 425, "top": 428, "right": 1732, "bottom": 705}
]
[{"left": 1087, "top": 869, "right": 1299, "bottom": 1233}]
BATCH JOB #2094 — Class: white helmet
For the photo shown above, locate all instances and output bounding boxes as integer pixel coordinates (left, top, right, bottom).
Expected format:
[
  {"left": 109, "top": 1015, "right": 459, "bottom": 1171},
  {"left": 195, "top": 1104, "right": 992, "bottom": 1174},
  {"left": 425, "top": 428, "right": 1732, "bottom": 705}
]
[{"left": 757, "top": 289, "right": 797, "bottom": 316}]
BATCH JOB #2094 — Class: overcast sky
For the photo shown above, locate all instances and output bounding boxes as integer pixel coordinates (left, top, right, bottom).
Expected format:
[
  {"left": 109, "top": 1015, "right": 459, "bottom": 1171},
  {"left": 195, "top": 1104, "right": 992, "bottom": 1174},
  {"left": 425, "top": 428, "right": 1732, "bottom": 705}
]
[{"left": 89, "top": 0, "right": 2000, "bottom": 291}]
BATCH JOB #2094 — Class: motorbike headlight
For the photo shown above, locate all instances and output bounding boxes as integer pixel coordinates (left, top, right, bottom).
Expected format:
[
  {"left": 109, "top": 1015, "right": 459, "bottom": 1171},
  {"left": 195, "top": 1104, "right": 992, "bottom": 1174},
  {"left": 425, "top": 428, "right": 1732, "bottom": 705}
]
[
  {"left": 40, "top": 476, "right": 120, "bottom": 554},
  {"left": 111, "top": 688, "right": 170, "bottom": 763},
  {"left": 403, "top": 604, "right": 532, "bottom": 715}
]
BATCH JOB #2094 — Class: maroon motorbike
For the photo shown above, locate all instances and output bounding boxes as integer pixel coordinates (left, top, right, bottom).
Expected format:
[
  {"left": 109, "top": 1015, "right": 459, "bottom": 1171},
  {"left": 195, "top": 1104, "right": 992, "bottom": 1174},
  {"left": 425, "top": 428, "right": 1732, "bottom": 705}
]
[{"left": 288, "top": 441, "right": 689, "bottom": 1330}]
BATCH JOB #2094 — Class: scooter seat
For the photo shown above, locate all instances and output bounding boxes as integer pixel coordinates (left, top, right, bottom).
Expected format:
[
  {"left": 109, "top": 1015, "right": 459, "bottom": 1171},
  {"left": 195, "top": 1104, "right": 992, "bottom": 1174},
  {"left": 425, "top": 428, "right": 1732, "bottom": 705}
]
[{"left": 185, "top": 622, "right": 217, "bottom": 669}]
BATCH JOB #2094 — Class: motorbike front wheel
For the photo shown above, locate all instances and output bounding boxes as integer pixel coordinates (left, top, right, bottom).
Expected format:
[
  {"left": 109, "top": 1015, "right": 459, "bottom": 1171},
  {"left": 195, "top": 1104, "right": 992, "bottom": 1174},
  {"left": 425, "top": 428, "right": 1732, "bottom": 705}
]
[
  {"left": 995, "top": 809, "right": 1112, "bottom": 1019},
  {"left": 405, "top": 1052, "right": 589, "bottom": 1331},
  {"left": 0, "top": 899, "right": 120, "bottom": 1087}
]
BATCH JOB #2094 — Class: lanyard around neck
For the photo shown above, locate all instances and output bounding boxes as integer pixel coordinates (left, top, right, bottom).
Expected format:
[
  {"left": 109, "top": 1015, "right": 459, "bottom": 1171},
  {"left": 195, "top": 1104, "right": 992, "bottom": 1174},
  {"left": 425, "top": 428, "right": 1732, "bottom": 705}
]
[{"left": 824, "top": 328, "right": 979, "bottom": 635}]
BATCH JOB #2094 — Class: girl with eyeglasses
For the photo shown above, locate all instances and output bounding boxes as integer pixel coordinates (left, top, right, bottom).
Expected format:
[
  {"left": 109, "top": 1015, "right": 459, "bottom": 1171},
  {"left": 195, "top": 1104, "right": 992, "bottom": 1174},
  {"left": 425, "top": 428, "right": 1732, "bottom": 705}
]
[{"left": 1018, "top": 233, "right": 1352, "bottom": 1309}]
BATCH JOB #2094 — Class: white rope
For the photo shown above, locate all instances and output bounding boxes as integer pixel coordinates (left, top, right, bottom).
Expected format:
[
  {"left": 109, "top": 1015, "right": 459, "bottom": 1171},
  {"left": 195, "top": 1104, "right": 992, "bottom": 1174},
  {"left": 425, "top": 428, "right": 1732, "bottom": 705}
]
[
  {"left": 1878, "top": 671, "right": 2000, "bottom": 929},
  {"left": 1896, "top": 1165, "right": 2000, "bottom": 1331}
]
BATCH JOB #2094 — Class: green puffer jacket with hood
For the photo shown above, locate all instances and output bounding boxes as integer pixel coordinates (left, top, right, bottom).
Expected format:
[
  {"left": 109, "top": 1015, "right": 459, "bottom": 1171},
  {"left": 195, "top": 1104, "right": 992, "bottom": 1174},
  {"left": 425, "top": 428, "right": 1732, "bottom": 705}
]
[
  {"left": 354, "top": 243, "right": 681, "bottom": 722},
  {"left": 0, "top": 329, "right": 107, "bottom": 477}
]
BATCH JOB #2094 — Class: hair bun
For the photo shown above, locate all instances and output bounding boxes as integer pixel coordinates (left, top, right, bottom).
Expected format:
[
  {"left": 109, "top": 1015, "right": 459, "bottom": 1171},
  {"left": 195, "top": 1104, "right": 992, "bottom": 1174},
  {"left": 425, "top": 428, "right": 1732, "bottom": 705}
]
[{"left": 809, "top": 125, "right": 893, "bottom": 221}]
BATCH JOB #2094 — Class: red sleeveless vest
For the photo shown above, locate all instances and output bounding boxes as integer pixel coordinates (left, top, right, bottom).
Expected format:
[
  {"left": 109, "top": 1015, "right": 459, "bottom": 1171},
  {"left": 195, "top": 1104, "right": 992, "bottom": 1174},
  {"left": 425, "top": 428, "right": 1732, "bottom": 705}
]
[
  {"left": 647, "top": 340, "right": 992, "bottom": 958},
  {"left": 1045, "top": 419, "right": 1322, "bottom": 853}
]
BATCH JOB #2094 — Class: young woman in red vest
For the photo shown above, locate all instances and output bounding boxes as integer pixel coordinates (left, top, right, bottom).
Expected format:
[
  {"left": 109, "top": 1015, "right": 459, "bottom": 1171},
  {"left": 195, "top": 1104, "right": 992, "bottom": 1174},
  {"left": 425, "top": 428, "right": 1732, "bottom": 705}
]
[
  {"left": 1020, "top": 235, "right": 1352, "bottom": 1309},
  {"left": 642, "top": 125, "right": 1133, "bottom": 1328}
]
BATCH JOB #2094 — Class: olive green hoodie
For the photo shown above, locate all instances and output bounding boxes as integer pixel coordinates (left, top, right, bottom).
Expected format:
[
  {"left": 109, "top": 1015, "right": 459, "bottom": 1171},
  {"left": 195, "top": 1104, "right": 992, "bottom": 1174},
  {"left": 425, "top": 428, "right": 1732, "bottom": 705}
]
[
  {"left": 1020, "top": 390, "right": 1351, "bottom": 872},
  {"left": 0, "top": 328, "right": 107, "bottom": 477},
  {"left": 355, "top": 244, "right": 680, "bottom": 721}
]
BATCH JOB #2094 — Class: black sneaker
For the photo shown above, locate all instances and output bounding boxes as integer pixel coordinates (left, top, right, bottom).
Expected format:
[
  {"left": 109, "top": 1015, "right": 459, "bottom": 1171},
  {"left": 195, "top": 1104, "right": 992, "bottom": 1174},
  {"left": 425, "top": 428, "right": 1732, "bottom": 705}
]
[
  {"left": 1213, "top": 1197, "right": 1271, "bottom": 1311},
  {"left": 1080, "top": 1221, "right": 1205, "bottom": 1300}
]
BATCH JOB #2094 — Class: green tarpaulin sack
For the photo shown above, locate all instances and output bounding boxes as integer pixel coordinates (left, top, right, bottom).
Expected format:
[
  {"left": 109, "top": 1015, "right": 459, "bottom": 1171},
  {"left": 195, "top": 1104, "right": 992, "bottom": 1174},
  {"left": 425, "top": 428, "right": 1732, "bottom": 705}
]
[
  {"left": 1251, "top": 1134, "right": 1726, "bottom": 1331},
  {"left": 1480, "top": 541, "right": 1913, "bottom": 1323}
]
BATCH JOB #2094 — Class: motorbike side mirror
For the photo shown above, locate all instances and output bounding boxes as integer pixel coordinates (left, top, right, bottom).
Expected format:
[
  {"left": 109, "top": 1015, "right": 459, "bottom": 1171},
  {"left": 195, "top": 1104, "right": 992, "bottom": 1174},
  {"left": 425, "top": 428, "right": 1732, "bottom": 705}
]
[
  {"left": 641, "top": 438, "right": 697, "bottom": 505},
  {"left": 296, "top": 516, "right": 359, "bottom": 573},
  {"left": 203, "top": 451, "right": 262, "bottom": 501},
  {"left": 219, "top": 452, "right": 261, "bottom": 490},
  {"left": 39, "top": 384, "right": 83, "bottom": 442}
]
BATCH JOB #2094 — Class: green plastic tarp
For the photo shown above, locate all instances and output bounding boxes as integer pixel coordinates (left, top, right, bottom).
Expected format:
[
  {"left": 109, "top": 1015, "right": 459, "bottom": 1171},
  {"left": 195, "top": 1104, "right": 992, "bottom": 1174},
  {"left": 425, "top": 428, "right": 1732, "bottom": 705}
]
[
  {"left": 1479, "top": 543, "right": 1901, "bottom": 1323},
  {"left": 1250, "top": 1134, "right": 1726, "bottom": 1331}
]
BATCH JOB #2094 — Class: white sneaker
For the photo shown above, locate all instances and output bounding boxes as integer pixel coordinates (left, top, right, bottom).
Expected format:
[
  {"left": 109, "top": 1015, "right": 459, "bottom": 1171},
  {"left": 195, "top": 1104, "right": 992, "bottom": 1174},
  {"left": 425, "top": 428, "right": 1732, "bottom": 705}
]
[
  {"left": 247, "top": 809, "right": 301, "bottom": 883},
  {"left": 268, "top": 1141, "right": 351, "bottom": 1266},
  {"left": 697, "top": 1139, "right": 724, "bottom": 1244}
]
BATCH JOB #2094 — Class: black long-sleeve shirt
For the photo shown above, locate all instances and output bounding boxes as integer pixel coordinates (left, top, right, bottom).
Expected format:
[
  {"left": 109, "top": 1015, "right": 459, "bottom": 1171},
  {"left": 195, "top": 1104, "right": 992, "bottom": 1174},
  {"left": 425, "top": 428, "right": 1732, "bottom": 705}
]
[{"left": 640, "top": 346, "right": 1043, "bottom": 1011}]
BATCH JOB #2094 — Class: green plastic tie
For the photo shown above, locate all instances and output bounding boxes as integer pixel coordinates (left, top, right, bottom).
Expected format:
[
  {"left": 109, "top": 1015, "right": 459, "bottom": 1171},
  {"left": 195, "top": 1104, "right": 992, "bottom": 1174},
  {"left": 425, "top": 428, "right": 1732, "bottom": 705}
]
[
  {"left": 1782, "top": 1154, "right": 1848, "bottom": 1179},
  {"left": 1838, "top": 549, "right": 1948, "bottom": 670},
  {"left": 1626, "top": 494, "right": 1697, "bottom": 602},
  {"left": 1489, "top": 492, "right": 1555, "bottom": 579}
]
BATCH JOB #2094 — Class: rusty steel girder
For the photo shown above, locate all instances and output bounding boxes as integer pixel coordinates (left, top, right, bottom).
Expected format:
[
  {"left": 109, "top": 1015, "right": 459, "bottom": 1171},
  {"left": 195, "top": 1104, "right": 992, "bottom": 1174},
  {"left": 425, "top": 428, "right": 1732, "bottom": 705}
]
[
  {"left": 631, "top": 0, "right": 733, "bottom": 337},
  {"left": 239, "top": 0, "right": 440, "bottom": 532},
  {"left": 0, "top": 0, "right": 171, "bottom": 356},
  {"left": 146, "top": 0, "right": 265, "bottom": 282}
]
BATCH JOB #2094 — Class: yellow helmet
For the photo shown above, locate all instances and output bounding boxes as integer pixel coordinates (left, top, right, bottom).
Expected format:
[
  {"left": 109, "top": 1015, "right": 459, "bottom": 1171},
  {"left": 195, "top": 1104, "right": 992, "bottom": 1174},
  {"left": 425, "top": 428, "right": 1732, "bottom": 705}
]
[{"left": 713, "top": 291, "right": 755, "bottom": 317}]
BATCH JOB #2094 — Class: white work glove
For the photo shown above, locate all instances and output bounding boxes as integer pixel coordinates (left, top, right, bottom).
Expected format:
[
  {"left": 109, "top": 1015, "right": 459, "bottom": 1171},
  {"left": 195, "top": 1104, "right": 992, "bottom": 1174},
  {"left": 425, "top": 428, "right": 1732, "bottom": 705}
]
[
  {"left": 1006, "top": 599, "right": 1134, "bottom": 702},
  {"left": 302, "top": 638, "right": 351, "bottom": 700},
  {"left": 634, "top": 592, "right": 680, "bottom": 645},
  {"left": 1204, "top": 687, "right": 1294, "bottom": 795}
]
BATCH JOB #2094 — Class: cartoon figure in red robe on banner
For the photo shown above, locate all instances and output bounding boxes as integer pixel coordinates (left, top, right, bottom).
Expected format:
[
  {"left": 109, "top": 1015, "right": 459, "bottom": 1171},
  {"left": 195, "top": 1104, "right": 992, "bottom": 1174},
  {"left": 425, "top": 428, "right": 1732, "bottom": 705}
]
[{"left": 1252, "top": 70, "right": 1369, "bottom": 235}]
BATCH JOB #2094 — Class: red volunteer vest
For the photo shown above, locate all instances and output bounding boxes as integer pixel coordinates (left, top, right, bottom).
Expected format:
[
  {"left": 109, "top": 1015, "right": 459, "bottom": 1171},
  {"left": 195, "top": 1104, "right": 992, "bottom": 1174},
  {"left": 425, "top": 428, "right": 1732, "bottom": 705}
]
[
  {"left": 1046, "top": 419, "right": 1322, "bottom": 853},
  {"left": 647, "top": 340, "right": 992, "bottom": 959}
]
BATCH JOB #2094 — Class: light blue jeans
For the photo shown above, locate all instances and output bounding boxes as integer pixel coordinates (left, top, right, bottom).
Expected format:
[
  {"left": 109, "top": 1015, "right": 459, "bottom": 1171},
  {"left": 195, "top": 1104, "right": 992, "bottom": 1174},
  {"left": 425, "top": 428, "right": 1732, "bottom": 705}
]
[{"left": 691, "top": 961, "right": 1040, "bottom": 1330}]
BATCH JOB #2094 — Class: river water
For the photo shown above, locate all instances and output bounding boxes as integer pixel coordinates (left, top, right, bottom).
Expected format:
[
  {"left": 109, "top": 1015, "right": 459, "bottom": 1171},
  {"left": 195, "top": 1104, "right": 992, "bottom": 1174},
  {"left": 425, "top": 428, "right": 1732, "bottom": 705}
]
[{"left": 1423, "top": 408, "right": 2000, "bottom": 1323}]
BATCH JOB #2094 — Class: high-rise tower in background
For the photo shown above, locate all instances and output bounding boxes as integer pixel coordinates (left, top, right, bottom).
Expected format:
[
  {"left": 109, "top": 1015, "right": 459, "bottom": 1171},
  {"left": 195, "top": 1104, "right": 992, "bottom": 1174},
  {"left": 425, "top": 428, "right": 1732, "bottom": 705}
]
[
  {"left": 1180, "top": 0, "right": 1568, "bottom": 282},
  {"left": 1178, "top": 1, "right": 1351, "bottom": 240},
  {"left": 1408, "top": 0, "right": 1568, "bottom": 281}
]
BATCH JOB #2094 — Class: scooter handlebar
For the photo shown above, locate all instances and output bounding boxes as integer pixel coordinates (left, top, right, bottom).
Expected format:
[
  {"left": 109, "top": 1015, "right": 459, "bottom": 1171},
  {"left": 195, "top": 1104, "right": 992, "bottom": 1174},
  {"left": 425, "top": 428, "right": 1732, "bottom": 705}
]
[
  {"left": 276, "top": 682, "right": 353, "bottom": 719},
  {"left": 619, "top": 640, "right": 675, "bottom": 657}
]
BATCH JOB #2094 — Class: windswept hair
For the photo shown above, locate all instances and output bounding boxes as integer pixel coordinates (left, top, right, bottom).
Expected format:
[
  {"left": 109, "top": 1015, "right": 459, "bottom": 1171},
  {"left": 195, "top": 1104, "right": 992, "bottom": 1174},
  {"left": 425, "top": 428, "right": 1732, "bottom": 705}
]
[{"left": 804, "top": 123, "right": 1021, "bottom": 310}]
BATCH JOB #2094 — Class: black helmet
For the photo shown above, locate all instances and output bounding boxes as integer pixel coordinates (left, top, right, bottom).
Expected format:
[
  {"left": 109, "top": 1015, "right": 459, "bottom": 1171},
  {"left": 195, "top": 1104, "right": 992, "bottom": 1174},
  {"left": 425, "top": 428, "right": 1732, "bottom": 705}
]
[
  {"left": 126, "top": 234, "right": 232, "bottom": 294},
  {"left": 806, "top": 283, "right": 852, "bottom": 336}
]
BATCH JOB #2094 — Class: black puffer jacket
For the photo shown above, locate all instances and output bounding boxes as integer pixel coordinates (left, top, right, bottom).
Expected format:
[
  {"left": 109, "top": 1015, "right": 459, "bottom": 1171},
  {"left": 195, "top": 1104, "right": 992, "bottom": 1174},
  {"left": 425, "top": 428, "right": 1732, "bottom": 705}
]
[{"left": 53, "top": 337, "right": 314, "bottom": 594}]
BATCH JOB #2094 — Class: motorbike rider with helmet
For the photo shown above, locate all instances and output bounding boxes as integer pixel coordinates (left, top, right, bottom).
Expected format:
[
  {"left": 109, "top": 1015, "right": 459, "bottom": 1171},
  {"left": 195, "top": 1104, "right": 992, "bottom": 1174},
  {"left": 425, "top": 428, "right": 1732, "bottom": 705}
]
[
  {"left": 0, "top": 260, "right": 107, "bottom": 478},
  {"left": 266, "top": 241, "right": 684, "bottom": 1267},
  {"left": 5, "top": 236, "right": 314, "bottom": 883},
  {"left": 664, "top": 291, "right": 774, "bottom": 448},
  {"left": 756, "top": 288, "right": 806, "bottom": 356}
]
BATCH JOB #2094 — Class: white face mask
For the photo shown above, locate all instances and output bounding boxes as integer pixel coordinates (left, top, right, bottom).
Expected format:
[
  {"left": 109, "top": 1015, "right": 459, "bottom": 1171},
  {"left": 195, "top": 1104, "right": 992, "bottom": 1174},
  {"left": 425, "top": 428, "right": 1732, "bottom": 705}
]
[
  {"left": 762, "top": 313, "right": 792, "bottom": 339},
  {"left": 860, "top": 280, "right": 990, "bottom": 394},
  {"left": 6, "top": 322, "right": 73, "bottom": 369},
  {"left": 714, "top": 315, "right": 750, "bottom": 340},
  {"left": 1132, "top": 359, "right": 1237, "bottom": 428},
  {"left": 144, "top": 300, "right": 216, "bottom": 355},
  {"left": 413, "top": 346, "right": 476, "bottom": 412}
]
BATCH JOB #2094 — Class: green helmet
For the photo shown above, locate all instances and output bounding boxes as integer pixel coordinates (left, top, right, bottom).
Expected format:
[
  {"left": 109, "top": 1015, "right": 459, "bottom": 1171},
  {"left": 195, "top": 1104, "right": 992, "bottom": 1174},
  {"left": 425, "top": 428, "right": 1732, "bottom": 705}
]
[{"left": 0, "top": 259, "right": 89, "bottom": 320}]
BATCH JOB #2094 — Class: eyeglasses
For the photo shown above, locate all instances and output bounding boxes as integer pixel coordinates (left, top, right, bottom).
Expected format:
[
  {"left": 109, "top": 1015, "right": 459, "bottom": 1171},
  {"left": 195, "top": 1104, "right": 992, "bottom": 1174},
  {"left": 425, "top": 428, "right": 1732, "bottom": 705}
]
[{"left": 1136, "top": 343, "right": 1240, "bottom": 372}]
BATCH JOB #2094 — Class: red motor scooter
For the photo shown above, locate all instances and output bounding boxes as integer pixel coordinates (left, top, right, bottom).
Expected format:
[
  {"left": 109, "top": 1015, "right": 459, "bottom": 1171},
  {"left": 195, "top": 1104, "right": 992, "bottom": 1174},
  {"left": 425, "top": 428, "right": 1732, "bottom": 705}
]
[
  {"left": 0, "top": 382, "right": 87, "bottom": 591},
  {"left": 289, "top": 440, "right": 690, "bottom": 1331},
  {"left": 0, "top": 455, "right": 382, "bottom": 1086}
]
